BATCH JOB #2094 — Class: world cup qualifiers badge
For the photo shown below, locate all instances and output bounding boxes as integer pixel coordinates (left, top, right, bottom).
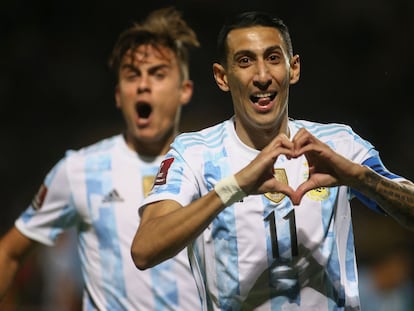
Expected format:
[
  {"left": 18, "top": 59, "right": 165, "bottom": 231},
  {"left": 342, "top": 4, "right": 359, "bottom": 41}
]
[{"left": 32, "top": 184, "right": 48, "bottom": 210}]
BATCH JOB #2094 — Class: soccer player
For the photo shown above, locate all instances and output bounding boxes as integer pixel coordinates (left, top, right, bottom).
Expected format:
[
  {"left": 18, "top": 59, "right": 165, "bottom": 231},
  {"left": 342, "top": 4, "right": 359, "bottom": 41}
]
[
  {"left": 0, "top": 7, "right": 201, "bottom": 310},
  {"left": 131, "top": 11, "right": 414, "bottom": 310}
]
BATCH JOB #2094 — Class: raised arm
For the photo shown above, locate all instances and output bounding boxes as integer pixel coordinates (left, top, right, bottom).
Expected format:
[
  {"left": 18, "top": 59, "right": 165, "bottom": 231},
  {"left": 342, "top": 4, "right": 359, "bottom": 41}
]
[
  {"left": 0, "top": 226, "right": 39, "bottom": 299},
  {"left": 131, "top": 133, "right": 297, "bottom": 269},
  {"left": 290, "top": 127, "right": 414, "bottom": 229},
  {"left": 347, "top": 166, "right": 414, "bottom": 229}
]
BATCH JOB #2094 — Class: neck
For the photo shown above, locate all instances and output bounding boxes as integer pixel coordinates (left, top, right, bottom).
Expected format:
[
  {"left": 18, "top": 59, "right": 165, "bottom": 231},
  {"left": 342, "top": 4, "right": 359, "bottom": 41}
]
[
  {"left": 234, "top": 115, "right": 289, "bottom": 150},
  {"left": 124, "top": 128, "right": 178, "bottom": 157}
]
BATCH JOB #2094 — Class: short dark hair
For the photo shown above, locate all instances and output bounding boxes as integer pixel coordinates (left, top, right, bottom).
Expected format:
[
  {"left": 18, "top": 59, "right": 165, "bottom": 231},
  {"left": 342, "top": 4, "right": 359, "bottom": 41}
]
[
  {"left": 108, "top": 7, "right": 200, "bottom": 82},
  {"left": 217, "top": 11, "right": 293, "bottom": 66}
]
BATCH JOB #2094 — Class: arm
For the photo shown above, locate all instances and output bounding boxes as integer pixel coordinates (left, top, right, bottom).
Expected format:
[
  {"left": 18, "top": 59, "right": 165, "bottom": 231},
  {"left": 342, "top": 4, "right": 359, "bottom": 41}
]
[
  {"left": 290, "top": 128, "right": 414, "bottom": 229},
  {"left": 132, "top": 194, "right": 224, "bottom": 270},
  {"left": 349, "top": 167, "right": 414, "bottom": 229},
  {"left": 0, "top": 226, "right": 39, "bottom": 299},
  {"left": 0, "top": 157, "right": 74, "bottom": 300},
  {"left": 131, "top": 133, "right": 296, "bottom": 269}
]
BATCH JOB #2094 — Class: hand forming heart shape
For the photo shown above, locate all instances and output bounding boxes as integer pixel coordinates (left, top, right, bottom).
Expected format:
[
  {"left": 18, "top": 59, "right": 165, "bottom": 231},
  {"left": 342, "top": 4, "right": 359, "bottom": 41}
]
[{"left": 236, "top": 127, "right": 359, "bottom": 205}]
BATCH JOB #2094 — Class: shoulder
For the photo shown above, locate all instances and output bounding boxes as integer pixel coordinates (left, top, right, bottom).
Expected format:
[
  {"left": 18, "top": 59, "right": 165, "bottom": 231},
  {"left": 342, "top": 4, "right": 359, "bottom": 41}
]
[
  {"left": 70, "top": 134, "right": 121, "bottom": 156},
  {"left": 63, "top": 135, "right": 121, "bottom": 160},
  {"left": 291, "top": 119, "right": 376, "bottom": 159},
  {"left": 290, "top": 119, "right": 355, "bottom": 140},
  {"left": 173, "top": 120, "right": 229, "bottom": 151},
  {"left": 58, "top": 135, "right": 122, "bottom": 173}
]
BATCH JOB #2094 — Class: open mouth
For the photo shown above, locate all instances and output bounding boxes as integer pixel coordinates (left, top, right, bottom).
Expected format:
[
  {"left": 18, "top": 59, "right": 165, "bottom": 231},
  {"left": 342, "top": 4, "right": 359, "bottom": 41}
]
[
  {"left": 250, "top": 92, "right": 277, "bottom": 104},
  {"left": 135, "top": 102, "right": 152, "bottom": 119}
]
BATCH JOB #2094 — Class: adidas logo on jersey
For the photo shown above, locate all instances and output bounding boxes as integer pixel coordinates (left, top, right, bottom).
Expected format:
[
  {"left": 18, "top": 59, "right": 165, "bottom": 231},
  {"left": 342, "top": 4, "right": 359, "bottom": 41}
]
[{"left": 102, "top": 189, "right": 124, "bottom": 203}]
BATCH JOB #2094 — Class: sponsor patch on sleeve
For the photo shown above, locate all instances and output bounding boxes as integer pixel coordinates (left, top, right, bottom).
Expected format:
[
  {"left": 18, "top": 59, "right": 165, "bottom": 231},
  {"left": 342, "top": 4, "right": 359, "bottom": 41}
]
[
  {"left": 32, "top": 184, "right": 48, "bottom": 210},
  {"left": 154, "top": 158, "right": 174, "bottom": 186}
]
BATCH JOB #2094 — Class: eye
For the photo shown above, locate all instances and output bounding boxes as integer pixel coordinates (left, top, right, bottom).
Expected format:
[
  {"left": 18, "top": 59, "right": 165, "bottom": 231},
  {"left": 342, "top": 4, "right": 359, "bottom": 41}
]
[
  {"left": 238, "top": 56, "right": 252, "bottom": 67},
  {"left": 154, "top": 72, "right": 166, "bottom": 79},
  {"left": 151, "top": 68, "right": 168, "bottom": 80},
  {"left": 267, "top": 53, "right": 281, "bottom": 64},
  {"left": 120, "top": 68, "right": 140, "bottom": 81},
  {"left": 126, "top": 72, "right": 138, "bottom": 80}
]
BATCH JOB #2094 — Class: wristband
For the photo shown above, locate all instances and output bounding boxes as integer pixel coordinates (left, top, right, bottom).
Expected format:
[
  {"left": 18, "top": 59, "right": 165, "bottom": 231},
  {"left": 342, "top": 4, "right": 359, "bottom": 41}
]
[{"left": 214, "top": 175, "right": 247, "bottom": 206}]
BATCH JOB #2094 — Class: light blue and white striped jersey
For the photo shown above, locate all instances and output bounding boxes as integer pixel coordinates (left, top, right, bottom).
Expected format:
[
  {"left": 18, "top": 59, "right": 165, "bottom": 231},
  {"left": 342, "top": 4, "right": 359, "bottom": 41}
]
[
  {"left": 16, "top": 134, "right": 201, "bottom": 311},
  {"left": 141, "top": 118, "right": 406, "bottom": 311}
]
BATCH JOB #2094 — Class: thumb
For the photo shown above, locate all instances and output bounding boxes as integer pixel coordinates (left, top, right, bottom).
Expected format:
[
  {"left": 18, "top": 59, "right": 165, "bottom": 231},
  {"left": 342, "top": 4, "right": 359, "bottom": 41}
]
[{"left": 289, "top": 180, "right": 315, "bottom": 205}]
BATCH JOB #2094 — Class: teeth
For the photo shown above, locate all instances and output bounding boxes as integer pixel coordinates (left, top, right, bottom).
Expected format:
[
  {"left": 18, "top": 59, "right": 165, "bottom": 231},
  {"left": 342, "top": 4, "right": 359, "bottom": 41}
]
[{"left": 255, "top": 93, "right": 272, "bottom": 98}]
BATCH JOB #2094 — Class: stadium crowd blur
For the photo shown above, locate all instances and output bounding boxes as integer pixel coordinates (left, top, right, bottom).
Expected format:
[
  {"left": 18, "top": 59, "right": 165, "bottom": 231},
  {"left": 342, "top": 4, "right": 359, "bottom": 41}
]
[{"left": 1, "top": 0, "right": 414, "bottom": 309}]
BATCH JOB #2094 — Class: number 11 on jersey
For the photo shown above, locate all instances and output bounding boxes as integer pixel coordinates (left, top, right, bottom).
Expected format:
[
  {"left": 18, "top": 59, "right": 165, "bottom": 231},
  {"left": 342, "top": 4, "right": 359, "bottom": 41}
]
[{"left": 264, "top": 209, "right": 298, "bottom": 260}]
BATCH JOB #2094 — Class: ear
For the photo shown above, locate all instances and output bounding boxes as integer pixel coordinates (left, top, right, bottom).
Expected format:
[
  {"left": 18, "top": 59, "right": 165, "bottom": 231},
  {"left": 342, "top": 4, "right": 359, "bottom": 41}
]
[
  {"left": 213, "top": 63, "right": 230, "bottom": 92},
  {"left": 289, "top": 54, "right": 301, "bottom": 85},
  {"left": 179, "top": 79, "right": 194, "bottom": 106},
  {"left": 115, "top": 85, "right": 121, "bottom": 108}
]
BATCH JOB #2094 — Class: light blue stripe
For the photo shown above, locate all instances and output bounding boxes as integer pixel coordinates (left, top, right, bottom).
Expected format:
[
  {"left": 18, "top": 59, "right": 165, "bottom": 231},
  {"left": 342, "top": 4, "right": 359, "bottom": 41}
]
[
  {"left": 293, "top": 120, "right": 348, "bottom": 134},
  {"left": 321, "top": 187, "right": 343, "bottom": 308},
  {"left": 206, "top": 148, "right": 241, "bottom": 309},
  {"left": 85, "top": 154, "right": 127, "bottom": 310},
  {"left": 151, "top": 260, "right": 179, "bottom": 310},
  {"left": 142, "top": 164, "right": 181, "bottom": 309},
  {"left": 48, "top": 200, "right": 78, "bottom": 241},
  {"left": 314, "top": 127, "right": 352, "bottom": 139},
  {"left": 345, "top": 223, "right": 358, "bottom": 288},
  {"left": 179, "top": 123, "right": 227, "bottom": 149}
]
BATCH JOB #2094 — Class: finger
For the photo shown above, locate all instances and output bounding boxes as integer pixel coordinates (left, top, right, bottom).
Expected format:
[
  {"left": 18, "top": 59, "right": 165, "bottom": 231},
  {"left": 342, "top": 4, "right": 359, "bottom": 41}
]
[
  {"left": 289, "top": 192, "right": 304, "bottom": 206},
  {"left": 295, "top": 180, "right": 315, "bottom": 198},
  {"left": 278, "top": 184, "right": 296, "bottom": 199},
  {"left": 269, "top": 133, "right": 294, "bottom": 151},
  {"left": 266, "top": 182, "right": 296, "bottom": 199},
  {"left": 294, "top": 138, "right": 324, "bottom": 159},
  {"left": 275, "top": 146, "right": 295, "bottom": 159},
  {"left": 292, "top": 130, "right": 312, "bottom": 153},
  {"left": 289, "top": 180, "right": 318, "bottom": 205}
]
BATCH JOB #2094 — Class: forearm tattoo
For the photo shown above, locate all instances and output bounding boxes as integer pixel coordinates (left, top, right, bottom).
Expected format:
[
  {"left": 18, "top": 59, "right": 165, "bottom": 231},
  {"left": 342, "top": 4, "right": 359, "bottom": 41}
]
[{"left": 364, "top": 169, "right": 414, "bottom": 227}]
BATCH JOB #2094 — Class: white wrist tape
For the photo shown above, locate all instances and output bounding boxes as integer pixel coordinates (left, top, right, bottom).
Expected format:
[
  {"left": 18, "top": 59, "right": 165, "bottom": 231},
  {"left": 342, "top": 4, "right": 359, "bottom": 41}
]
[{"left": 214, "top": 175, "right": 246, "bottom": 206}]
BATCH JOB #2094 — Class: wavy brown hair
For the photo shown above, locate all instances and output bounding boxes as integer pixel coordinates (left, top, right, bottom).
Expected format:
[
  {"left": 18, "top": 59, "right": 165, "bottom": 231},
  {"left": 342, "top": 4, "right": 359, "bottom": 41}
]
[{"left": 108, "top": 7, "right": 200, "bottom": 82}]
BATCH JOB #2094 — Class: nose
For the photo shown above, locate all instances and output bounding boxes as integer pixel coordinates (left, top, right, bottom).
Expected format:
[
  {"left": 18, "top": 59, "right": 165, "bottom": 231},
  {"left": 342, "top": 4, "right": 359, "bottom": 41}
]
[
  {"left": 137, "top": 74, "right": 150, "bottom": 93},
  {"left": 253, "top": 61, "right": 272, "bottom": 90}
]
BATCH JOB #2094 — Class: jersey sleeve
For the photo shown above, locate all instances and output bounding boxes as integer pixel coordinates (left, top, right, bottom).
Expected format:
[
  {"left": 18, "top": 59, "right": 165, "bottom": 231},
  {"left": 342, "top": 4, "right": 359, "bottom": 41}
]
[
  {"left": 140, "top": 140, "right": 200, "bottom": 213},
  {"left": 343, "top": 127, "right": 407, "bottom": 213},
  {"left": 15, "top": 155, "right": 79, "bottom": 246}
]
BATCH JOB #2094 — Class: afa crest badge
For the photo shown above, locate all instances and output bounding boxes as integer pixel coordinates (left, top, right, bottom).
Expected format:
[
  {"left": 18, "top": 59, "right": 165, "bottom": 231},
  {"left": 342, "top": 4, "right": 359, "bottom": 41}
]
[{"left": 264, "top": 168, "right": 288, "bottom": 203}]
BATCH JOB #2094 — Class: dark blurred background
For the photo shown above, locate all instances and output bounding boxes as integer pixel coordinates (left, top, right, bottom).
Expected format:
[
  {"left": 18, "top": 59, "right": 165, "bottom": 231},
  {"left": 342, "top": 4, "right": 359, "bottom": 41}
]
[{"left": 1, "top": 0, "right": 414, "bottom": 309}]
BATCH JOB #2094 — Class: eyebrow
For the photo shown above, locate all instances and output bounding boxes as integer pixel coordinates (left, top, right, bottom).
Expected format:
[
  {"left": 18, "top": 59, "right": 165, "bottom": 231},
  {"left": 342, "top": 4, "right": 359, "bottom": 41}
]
[
  {"left": 232, "top": 45, "right": 284, "bottom": 60},
  {"left": 120, "top": 63, "right": 171, "bottom": 73},
  {"left": 265, "top": 45, "right": 284, "bottom": 54}
]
